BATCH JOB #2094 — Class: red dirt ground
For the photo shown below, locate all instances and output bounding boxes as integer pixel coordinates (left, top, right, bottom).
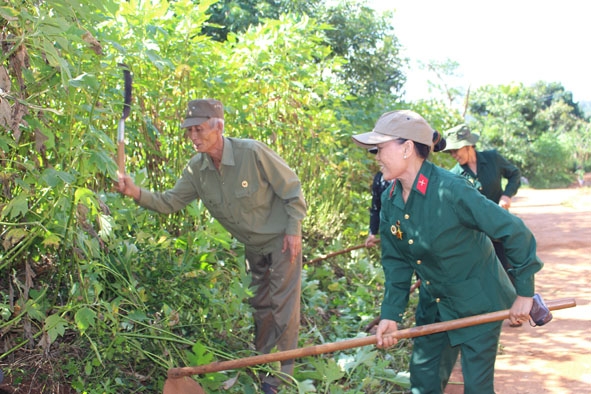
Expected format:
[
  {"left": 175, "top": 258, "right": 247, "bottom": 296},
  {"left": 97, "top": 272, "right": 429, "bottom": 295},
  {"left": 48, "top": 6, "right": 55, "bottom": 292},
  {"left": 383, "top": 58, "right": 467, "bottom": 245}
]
[{"left": 446, "top": 186, "right": 591, "bottom": 394}]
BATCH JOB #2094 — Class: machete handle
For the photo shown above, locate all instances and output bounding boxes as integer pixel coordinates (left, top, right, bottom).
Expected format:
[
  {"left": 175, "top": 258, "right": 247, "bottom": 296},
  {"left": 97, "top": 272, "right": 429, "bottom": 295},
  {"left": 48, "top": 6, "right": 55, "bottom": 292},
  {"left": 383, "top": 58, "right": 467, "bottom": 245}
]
[{"left": 117, "top": 139, "right": 125, "bottom": 175}]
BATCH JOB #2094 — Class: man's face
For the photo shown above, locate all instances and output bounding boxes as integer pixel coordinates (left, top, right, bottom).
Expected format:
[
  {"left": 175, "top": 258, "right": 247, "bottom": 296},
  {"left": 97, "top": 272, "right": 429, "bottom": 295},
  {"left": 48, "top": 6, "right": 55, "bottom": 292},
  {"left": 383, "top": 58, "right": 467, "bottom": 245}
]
[{"left": 185, "top": 121, "right": 222, "bottom": 154}]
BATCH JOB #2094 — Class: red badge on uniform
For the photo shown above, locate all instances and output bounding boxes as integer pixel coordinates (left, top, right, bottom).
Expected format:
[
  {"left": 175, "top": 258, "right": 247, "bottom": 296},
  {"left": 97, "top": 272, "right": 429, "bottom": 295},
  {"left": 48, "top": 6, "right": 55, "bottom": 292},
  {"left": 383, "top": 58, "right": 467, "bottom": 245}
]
[
  {"left": 417, "top": 174, "right": 429, "bottom": 195},
  {"left": 389, "top": 182, "right": 396, "bottom": 198}
]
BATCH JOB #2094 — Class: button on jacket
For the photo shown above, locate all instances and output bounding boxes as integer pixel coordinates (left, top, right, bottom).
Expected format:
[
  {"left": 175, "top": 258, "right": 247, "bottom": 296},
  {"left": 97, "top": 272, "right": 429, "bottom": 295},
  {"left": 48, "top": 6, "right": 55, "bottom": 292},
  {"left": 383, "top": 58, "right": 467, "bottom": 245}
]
[
  {"left": 137, "top": 137, "right": 307, "bottom": 253},
  {"left": 379, "top": 161, "right": 542, "bottom": 345},
  {"left": 450, "top": 149, "right": 521, "bottom": 203}
]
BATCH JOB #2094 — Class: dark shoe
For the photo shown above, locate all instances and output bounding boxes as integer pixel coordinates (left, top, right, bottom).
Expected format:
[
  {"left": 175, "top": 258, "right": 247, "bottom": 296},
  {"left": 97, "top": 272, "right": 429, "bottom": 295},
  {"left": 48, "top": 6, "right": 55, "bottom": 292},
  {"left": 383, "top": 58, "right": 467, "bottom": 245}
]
[{"left": 262, "top": 382, "right": 278, "bottom": 394}]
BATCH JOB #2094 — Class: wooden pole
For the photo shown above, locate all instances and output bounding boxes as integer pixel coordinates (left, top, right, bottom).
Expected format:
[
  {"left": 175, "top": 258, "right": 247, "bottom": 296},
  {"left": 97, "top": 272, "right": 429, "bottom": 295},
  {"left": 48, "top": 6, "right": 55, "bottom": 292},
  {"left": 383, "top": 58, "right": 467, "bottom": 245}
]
[{"left": 168, "top": 297, "right": 575, "bottom": 378}]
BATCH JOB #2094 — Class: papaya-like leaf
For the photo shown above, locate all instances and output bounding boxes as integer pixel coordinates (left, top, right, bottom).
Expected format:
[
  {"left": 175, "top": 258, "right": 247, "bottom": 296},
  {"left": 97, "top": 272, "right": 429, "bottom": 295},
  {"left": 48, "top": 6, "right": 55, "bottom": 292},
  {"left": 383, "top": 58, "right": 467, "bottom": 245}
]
[
  {"left": 75, "top": 307, "right": 97, "bottom": 334},
  {"left": 45, "top": 313, "right": 69, "bottom": 344},
  {"left": 1, "top": 195, "right": 28, "bottom": 220},
  {"left": 187, "top": 341, "right": 214, "bottom": 366}
]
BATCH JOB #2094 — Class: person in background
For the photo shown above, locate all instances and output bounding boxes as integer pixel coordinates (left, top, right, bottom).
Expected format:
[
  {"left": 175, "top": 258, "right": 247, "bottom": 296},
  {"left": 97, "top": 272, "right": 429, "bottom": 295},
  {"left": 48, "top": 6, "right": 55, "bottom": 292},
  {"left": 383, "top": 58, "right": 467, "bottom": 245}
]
[
  {"left": 365, "top": 165, "right": 391, "bottom": 248},
  {"left": 442, "top": 123, "right": 520, "bottom": 207},
  {"left": 442, "top": 124, "right": 521, "bottom": 310},
  {"left": 115, "top": 99, "right": 306, "bottom": 394},
  {"left": 352, "top": 110, "right": 543, "bottom": 394}
]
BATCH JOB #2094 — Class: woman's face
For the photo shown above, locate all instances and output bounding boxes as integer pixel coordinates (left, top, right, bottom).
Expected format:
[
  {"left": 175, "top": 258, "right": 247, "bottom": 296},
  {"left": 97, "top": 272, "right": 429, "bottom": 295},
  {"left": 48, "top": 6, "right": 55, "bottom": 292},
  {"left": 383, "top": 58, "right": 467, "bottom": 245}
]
[
  {"left": 375, "top": 139, "right": 407, "bottom": 181},
  {"left": 448, "top": 145, "right": 470, "bottom": 165}
]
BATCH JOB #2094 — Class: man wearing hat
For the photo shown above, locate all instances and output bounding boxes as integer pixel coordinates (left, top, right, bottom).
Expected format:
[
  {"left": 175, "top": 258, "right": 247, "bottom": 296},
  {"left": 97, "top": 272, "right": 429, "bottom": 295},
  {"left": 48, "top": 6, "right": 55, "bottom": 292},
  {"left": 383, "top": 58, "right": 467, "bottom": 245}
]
[
  {"left": 116, "top": 99, "right": 307, "bottom": 394},
  {"left": 352, "top": 110, "right": 542, "bottom": 393},
  {"left": 442, "top": 124, "right": 522, "bottom": 303}
]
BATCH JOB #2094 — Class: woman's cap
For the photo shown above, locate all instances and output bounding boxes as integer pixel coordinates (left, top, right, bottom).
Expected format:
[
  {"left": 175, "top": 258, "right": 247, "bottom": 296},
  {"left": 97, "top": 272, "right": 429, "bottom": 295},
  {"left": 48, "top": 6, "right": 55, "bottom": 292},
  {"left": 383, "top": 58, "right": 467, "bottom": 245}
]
[
  {"left": 442, "top": 124, "right": 479, "bottom": 151},
  {"left": 181, "top": 99, "right": 224, "bottom": 129},
  {"left": 352, "top": 110, "right": 434, "bottom": 149}
]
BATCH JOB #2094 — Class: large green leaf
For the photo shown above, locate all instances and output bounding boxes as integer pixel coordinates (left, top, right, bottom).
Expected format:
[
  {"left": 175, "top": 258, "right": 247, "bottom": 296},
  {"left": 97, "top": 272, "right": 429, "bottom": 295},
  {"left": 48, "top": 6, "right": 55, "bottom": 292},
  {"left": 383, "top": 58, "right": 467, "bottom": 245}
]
[
  {"left": 75, "top": 307, "right": 97, "bottom": 334},
  {"left": 45, "top": 313, "right": 69, "bottom": 344},
  {"left": 1, "top": 195, "right": 28, "bottom": 220}
]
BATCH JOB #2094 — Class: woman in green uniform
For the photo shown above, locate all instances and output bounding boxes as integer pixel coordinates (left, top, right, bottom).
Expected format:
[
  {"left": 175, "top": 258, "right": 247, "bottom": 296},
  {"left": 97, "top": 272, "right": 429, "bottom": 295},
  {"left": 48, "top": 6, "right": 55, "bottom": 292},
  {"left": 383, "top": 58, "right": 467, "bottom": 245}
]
[
  {"left": 352, "top": 110, "right": 543, "bottom": 394},
  {"left": 442, "top": 124, "right": 521, "bottom": 276}
]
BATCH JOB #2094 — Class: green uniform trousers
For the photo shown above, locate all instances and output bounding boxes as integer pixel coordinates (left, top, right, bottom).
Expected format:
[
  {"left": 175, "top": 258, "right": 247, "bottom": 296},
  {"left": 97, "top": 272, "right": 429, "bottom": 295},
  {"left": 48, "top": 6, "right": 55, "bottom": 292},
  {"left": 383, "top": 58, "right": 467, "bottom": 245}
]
[
  {"left": 410, "top": 321, "right": 502, "bottom": 394},
  {"left": 247, "top": 239, "right": 302, "bottom": 386}
]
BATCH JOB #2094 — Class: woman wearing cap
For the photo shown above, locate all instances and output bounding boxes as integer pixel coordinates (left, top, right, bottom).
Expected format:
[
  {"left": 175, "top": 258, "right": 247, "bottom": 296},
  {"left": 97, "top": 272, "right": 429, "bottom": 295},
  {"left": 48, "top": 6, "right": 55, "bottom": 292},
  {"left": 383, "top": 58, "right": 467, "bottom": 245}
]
[
  {"left": 442, "top": 124, "right": 521, "bottom": 211},
  {"left": 442, "top": 124, "right": 522, "bottom": 319},
  {"left": 365, "top": 135, "right": 446, "bottom": 249},
  {"left": 352, "top": 110, "right": 543, "bottom": 394}
]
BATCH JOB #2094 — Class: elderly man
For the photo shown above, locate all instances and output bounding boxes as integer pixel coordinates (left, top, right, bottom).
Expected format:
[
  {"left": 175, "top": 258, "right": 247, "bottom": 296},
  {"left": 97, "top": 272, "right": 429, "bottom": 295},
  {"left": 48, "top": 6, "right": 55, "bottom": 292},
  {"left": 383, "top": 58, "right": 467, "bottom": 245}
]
[{"left": 116, "top": 99, "right": 306, "bottom": 393}]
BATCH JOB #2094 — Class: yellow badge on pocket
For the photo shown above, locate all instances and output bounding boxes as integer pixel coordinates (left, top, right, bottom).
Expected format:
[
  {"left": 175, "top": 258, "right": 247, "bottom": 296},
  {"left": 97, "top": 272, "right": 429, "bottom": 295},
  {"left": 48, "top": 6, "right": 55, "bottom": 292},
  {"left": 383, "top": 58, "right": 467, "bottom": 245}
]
[
  {"left": 241, "top": 180, "right": 248, "bottom": 188},
  {"left": 391, "top": 220, "right": 403, "bottom": 240}
]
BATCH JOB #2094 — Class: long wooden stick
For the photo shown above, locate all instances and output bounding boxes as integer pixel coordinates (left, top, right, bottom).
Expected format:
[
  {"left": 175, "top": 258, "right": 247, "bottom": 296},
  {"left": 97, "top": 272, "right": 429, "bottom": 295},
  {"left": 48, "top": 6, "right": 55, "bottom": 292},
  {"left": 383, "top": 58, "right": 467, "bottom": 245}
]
[{"left": 168, "top": 297, "right": 575, "bottom": 378}]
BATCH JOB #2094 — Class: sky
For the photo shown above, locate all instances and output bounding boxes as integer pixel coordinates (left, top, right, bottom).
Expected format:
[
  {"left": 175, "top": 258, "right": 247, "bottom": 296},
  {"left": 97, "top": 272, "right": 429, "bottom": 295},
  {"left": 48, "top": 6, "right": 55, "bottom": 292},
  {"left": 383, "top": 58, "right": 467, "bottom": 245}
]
[{"left": 367, "top": 0, "right": 591, "bottom": 103}]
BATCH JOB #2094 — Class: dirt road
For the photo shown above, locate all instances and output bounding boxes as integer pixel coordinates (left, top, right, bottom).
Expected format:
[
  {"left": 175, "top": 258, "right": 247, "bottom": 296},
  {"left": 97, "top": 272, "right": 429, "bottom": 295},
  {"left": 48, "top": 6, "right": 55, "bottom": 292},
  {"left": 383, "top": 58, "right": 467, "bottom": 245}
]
[{"left": 447, "top": 187, "right": 591, "bottom": 393}]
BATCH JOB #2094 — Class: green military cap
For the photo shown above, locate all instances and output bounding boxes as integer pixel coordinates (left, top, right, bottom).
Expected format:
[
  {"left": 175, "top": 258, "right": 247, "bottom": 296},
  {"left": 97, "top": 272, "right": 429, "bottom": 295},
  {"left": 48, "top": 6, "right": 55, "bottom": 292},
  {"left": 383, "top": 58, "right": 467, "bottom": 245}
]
[
  {"left": 181, "top": 99, "right": 224, "bottom": 128},
  {"left": 442, "top": 124, "right": 479, "bottom": 151}
]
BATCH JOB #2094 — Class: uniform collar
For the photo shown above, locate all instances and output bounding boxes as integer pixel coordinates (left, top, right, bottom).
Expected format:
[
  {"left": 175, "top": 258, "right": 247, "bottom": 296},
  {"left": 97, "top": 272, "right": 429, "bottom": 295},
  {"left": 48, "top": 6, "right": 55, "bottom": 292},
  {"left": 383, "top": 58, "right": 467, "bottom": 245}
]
[
  {"left": 220, "top": 137, "right": 236, "bottom": 166},
  {"left": 388, "top": 160, "right": 433, "bottom": 203},
  {"left": 412, "top": 161, "right": 433, "bottom": 196},
  {"left": 199, "top": 136, "right": 236, "bottom": 170}
]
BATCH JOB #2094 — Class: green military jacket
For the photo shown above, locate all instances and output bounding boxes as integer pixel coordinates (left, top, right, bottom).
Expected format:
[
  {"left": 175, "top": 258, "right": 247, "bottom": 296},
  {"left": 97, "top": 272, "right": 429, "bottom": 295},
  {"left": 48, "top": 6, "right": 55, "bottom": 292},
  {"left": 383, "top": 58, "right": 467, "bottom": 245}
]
[
  {"left": 380, "top": 161, "right": 542, "bottom": 345},
  {"left": 450, "top": 149, "right": 521, "bottom": 203},
  {"left": 137, "top": 137, "right": 307, "bottom": 254}
]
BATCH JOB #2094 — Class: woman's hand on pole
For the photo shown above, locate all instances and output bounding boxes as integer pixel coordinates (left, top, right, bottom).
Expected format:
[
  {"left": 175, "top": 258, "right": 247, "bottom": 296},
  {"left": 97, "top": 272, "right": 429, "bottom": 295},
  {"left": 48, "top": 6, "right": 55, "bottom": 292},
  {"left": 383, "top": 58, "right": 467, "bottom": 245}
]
[{"left": 376, "top": 319, "right": 399, "bottom": 349}]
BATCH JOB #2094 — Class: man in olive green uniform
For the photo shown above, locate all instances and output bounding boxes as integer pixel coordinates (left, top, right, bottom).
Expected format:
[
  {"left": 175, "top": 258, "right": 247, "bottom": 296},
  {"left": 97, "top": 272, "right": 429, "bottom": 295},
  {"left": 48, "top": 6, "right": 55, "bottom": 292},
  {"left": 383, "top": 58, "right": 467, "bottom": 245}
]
[
  {"left": 116, "top": 99, "right": 306, "bottom": 394},
  {"left": 352, "top": 110, "right": 543, "bottom": 393}
]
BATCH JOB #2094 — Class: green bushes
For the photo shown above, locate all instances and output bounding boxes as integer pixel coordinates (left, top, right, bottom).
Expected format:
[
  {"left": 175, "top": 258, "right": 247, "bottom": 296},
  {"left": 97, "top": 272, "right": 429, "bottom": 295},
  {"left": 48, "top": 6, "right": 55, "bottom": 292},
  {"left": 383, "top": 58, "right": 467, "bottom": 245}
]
[
  {"left": 0, "top": 0, "right": 409, "bottom": 392},
  {"left": 2, "top": 0, "right": 590, "bottom": 392}
]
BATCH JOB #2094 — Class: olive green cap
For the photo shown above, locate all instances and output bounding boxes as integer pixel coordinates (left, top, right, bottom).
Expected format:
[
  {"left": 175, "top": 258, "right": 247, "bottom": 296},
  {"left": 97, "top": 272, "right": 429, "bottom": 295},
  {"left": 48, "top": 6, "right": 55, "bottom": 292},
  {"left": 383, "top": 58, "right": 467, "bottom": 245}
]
[
  {"left": 181, "top": 99, "right": 224, "bottom": 128},
  {"left": 442, "top": 124, "right": 479, "bottom": 151}
]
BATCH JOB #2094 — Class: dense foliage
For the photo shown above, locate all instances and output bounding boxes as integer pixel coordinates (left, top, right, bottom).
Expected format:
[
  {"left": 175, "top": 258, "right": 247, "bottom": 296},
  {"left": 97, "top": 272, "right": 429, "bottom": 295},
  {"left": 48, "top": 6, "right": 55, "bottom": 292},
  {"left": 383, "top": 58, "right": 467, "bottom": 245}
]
[
  {"left": 1, "top": 0, "right": 589, "bottom": 393},
  {"left": 468, "top": 82, "right": 590, "bottom": 188}
]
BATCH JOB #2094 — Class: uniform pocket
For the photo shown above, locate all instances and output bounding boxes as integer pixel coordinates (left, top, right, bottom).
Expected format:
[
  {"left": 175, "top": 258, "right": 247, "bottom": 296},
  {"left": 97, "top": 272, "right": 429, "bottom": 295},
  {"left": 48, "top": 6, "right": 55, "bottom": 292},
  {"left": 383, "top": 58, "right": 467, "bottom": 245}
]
[
  {"left": 234, "top": 179, "right": 264, "bottom": 211},
  {"left": 201, "top": 189, "right": 228, "bottom": 219}
]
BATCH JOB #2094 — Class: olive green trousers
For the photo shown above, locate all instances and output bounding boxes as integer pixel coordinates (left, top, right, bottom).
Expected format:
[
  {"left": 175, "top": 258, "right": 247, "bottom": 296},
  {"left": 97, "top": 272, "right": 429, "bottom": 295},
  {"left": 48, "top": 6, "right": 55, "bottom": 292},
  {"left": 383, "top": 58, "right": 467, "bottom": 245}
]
[{"left": 247, "top": 242, "right": 302, "bottom": 387}]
